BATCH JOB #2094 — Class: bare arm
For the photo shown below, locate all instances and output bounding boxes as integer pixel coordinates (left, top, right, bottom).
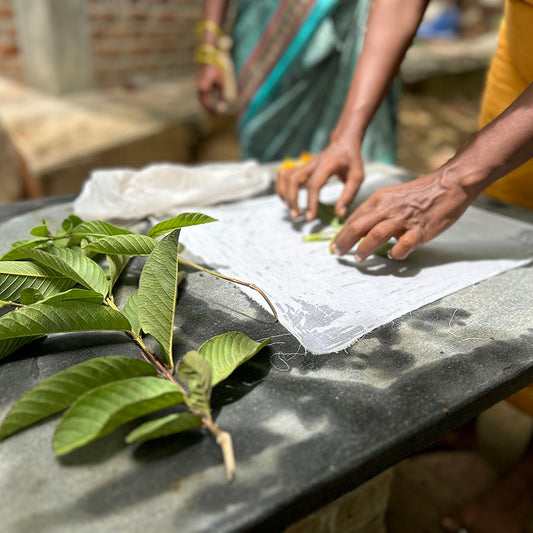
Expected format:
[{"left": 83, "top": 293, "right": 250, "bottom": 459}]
[
  {"left": 197, "top": 0, "right": 230, "bottom": 113},
  {"left": 277, "top": 0, "right": 429, "bottom": 220},
  {"left": 333, "top": 81, "right": 533, "bottom": 262}
]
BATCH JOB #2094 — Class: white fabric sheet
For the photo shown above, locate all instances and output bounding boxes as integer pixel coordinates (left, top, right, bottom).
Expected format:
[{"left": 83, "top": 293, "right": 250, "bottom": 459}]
[
  {"left": 73, "top": 160, "right": 271, "bottom": 220},
  {"left": 178, "top": 172, "right": 533, "bottom": 355}
]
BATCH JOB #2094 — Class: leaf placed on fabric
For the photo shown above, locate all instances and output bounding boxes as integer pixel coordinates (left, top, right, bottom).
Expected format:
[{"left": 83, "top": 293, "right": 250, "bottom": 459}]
[
  {"left": 147, "top": 213, "right": 216, "bottom": 239},
  {"left": 20, "top": 247, "right": 109, "bottom": 296},
  {"left": 178, "top": 350, "right": 212, "bottom": 417},
  {"left": 125, "top": 412, "right": 201, "bottom": 443},
  {"left": 137, "top": 230, "right": 181, "bottom": 370},
  {"left": 30, "top": 221, "right": 52, "bottom": 238},
  {"left": 0, "top": 300, "right": 131, "bottom": 361},
  {"left": 0, "top": 356, "right": 157, "bottom": 439},
  {"left": 0, "top": 261, "right": 76, "bottom": 302},
  {"left": 83, "top": 234, "right": 156, "bottom": 256},
  {"left": 53, "top": 376, "right": 184, "bottom": 455},
  {"left": 199, "top": 331, "right": 270, "bottom": 386}
]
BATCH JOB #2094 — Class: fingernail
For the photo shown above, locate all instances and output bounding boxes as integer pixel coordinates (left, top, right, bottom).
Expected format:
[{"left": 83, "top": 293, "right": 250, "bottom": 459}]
[
  {"left": 306, "top": 212, "right": 313, "bottom": 222},
  {"left": 387, "top": 251, "right": 394, "bottom": 260},
  {"left": 331, "top": 243, "right": 341, "bottom": 256},
  {"left": 338, "top": 207, "right": 346, "bottom": 219},
  {"left": 290, "top": 209, "right": 298, "bottom": 219},
  {"left": 354, "top": 253, "right": 365, "bottom": 263}
]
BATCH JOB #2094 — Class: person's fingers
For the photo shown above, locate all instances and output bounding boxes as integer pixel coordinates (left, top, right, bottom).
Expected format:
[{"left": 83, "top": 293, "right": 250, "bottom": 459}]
[
  {"left": 335, "top": 166, "right": 364, "bottom": 219},
  {"left": 388, "top": 229, "right": 422, "bottom": 260},
  {"left": 285, "top": 167, "right": 311, "bottom": 218},
  {"left": 305, "top": 161, "right": 338, "bottom": 221},
  {"left": 353, "top": 220, "right": 399, "bottom": 262},
  {"left": 331, "top": 212, "right": 376, "bottom": 256},
  {"left": 276, "top": 159, "right": 317, "bottom": 203}
]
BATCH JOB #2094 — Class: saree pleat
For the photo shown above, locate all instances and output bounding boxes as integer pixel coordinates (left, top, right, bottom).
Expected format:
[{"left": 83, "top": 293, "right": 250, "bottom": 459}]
[{"left": 232, "top": 0, "right": 400, "bottom": 163}]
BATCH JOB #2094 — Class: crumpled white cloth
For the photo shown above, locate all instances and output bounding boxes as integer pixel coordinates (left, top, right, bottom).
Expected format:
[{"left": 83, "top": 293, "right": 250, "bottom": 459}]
[{"left": 73, "top": 160, "right": 272, "bottom": 220}]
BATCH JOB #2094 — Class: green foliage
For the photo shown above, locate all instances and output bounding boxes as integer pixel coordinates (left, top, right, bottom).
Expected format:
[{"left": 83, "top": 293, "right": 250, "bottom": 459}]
[
  {"left": 137, "top": 230, "right": 181, "bottom": 370},
  {"left": 0, "top": 356, "right": 157, "bottom": 439},
  {"left": 53, "top": 376, "right": 184, "bottom": 455},
  {"left": 147, "top": 212, "right": 216, "bottom": 239},
  {"left": 0, "top": 213, "right": 272, "bottom": 479},
  {"left": 199, "top": 331, "right": 271, "bottom": 386},
  {"left": 178, "top": 350, "right": 213, "bottom": 418},
  {"left": 126, "top": 412, "right": 202, "bottom": 443}
]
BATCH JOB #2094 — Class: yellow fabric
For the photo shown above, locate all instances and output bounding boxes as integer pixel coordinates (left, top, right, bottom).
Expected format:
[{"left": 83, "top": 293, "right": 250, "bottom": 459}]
[
  {"left": 480, "top": 0, "right": 533, "bottom": 209},
  {"left": 480, "top": 1, "right": 533, "bottom": 417}
]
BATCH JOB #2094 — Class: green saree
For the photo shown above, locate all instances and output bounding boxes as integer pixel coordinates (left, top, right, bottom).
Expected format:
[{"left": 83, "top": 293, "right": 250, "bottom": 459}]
[{"left": 232, "top": 0, "right": 400, "bottom": 163}]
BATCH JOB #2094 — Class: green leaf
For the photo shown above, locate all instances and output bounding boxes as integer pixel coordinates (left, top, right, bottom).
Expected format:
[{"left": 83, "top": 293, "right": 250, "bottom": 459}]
[
  {"left": 0, "top": 336, "right": 44, "bottom": 361},
  {"left": 178, "top": 350, "right": 212, "bottom": 417},
  {"left": 0, "top": 300, "right": 131, "bottom": 361},
  {"left": 0, "top": 356, "right": 157, "bottom": 440},
  {"left": 83, "top": 234, "right": 156, "bottom": 256},
  {"left": 61, "top": 215, "right": 83, "bottom": 232},
  {"left": 40, "top": 288, "right": 104, "bottom": 305},
  {"left": 71, "top": 220, "right": 133, "bottom": 239},
  {"left": 30, "top": 220, "right": 52, "bottom": 238},
  {"left": 107, "top": 254, "right": 130, "bottom": 293},
  {"left": 147, "top": 213, "right": 216, "bottom": 239},
  {"left": 53, "top": 376, "right": 184, "bottom": 455},
  {"left": 126, "top": 412, "right": 201, "bottom": 443},
  {"left": 137, "top": 230, "right": 181, "bottom": 370},
  {"left": 122, "top": 289, "right": 141, "bottom": 335},
  {"left": 19, "top": 288, "right": 43, "bottom": 305},
  {"left": 199, "top": 332, "right": 271, "bottom": 386},
  {"left": 20, "top": 247, "right": 109, "bottom": 296},
  {"left": 0, "top": 261, "right": 76, "bottom": 301}
]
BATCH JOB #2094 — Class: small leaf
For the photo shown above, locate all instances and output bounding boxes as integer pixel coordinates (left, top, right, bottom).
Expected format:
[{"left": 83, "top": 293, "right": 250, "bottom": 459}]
[
  {"left": 71, "top": 220, "right": 133, "bottom": 238},
  {"left": 147, "top": 213, "right": 216, "bottom": 239},
  {"left": 20, "top": 247, "right": 109, "bottom": 296},
  {"left": 178, "top": 350, "right": 212, "bottom": 417},
  {"left": 122, "top": 290, "right": 141, "bottom": 335},
  {"left": 61, "top": 215, "right": 83, "bottom": 232},
  {"left": 0, "top": 300, "right": 131, "bottom": 361},
  {"left": 126, "top": 412, "right": 201, "bottom": 443},
  {"left": 19, "top": 288, "right": 43, "bottom": 305},
  {"left": 199, "top": 332, "right": 270, "bottom": 386},
  {"left": 53, "top": 376, "right": 184, "bottom": 455},
  {"left": 30, "top": 221, "right": 52, "bottom": 238},
  {"left": 0, "top": 356, "right": 157, "bottom": 439},
  {"left": 40, "top": 288, "right": 104, "bottom": 305},
  {"left": 0, "top": 261, "right": 76, "bottom": 302},
  {"left": 107, "top": 254, "right": 130, "bottom": 293},
  {"left": 137, "top": 230, "right": 181, "bottom": 369},
  {"left": 83, "top": 234, "right": 156, "bottom": 256}
]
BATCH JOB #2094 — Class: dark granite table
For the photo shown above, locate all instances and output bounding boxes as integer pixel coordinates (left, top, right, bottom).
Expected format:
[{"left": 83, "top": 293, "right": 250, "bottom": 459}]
[{"left": 0, "top": 190, "right": 532, "bottom": 533}]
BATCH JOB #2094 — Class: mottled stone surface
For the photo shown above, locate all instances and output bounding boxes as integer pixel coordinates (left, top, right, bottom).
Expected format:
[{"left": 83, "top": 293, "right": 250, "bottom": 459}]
[{"left": 0, "top": 192, "right": 532, "bottom": 533}]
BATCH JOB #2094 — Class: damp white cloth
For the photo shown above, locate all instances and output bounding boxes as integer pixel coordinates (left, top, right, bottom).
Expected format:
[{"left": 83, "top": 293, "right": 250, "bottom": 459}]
[
  {"left": 73, "top": 160, "right": 272, "bottom": 220},
  {"left": 177, "top": 165, "right": 533, "bottom": 355}
]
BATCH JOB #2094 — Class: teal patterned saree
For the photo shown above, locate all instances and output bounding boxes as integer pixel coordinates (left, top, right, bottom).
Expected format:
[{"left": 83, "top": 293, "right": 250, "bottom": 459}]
[{"left": 232, "top": 0, "right": 400, "bottom": 163}]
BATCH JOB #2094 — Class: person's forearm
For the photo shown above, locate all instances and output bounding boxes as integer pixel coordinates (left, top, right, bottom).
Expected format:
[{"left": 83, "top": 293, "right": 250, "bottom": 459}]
[
  {"left": 334, "top": 0, "right": 429, "bottom": 141},
  {"left": 440, "top": 81, "right": 533, "bottom": 198},
  {"left": 201, "top": 0, "right": 229, "bottom": 46}
]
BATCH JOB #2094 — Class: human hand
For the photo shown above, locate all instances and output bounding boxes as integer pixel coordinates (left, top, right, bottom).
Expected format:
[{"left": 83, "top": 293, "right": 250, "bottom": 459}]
[
  {"left": 276, "top": 138, "right": 365, "bottom": 222},
  {"left": 197, "top": 64, "right": 227, "bottom": 114},
  {"left": 331, "top": 171, "right": 474, "bottom": 262}
]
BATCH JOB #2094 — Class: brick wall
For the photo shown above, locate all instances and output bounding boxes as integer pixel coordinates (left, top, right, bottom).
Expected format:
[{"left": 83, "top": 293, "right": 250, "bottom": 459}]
[
  {"left": 88, "top": 0, "right": 202, "bottom": 87},
  {"left": 0, "top": 0, "right": 22, "bottom": 82}
]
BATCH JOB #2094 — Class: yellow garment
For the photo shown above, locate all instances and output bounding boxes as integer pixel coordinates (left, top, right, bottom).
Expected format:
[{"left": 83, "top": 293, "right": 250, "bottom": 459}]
[
  {"left": 480, "top": 0, "right": 533, "bottom": 209},
  {"left": 481, "top": 1, "right": 533, "bottom": 416}
]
